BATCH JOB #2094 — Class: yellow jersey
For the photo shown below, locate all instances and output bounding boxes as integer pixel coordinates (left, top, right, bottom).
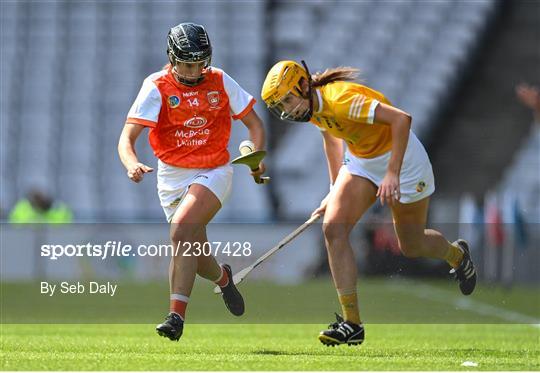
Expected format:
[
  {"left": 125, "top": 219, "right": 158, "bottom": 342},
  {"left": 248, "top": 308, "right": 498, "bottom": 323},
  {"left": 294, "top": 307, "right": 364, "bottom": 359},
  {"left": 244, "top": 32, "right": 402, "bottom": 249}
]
[{"left": 310, "top": 81, "right": 393, "bottom": 158}]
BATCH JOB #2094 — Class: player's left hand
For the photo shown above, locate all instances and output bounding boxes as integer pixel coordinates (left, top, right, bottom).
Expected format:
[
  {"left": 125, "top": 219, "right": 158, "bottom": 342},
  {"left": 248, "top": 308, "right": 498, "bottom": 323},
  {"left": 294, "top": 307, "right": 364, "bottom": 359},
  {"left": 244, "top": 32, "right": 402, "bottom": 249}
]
[
  {"left": 377, "top": 172, "right": 400, "bottom": 206},
  {"left": 312, "top": 192, "right": 330, "bottom": 217},
  {"left": 251, "top": 162, "right": 267, "bottom": 184}
]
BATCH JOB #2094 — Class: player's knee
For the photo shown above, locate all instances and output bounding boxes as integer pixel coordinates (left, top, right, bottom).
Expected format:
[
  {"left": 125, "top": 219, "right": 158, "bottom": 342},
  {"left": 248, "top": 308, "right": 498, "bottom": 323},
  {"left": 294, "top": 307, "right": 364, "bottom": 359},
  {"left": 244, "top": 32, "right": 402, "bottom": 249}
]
[
  {"left": 170, "top": 224, "right": 201, "bottom": 245},
  {"left": 323, "top": 222, "right": 350, "bottom": 246},
  {"left": 170, "top": 227, "right": 186, "bottom": 245}
]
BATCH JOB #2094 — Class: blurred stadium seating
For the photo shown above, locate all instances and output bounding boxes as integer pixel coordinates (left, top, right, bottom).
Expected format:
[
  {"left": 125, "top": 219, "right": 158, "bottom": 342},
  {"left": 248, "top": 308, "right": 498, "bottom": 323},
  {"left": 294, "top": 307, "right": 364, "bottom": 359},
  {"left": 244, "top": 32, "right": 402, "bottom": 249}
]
[
  {"left": 271, "top": 0, "right": 497, "bottom": 217},
  {"left": 0, "top": 1, "right": 272, "bottom": 220},
  {"left": 1, "top": 0, "right": 499, "bottom": 221},
  {"left": 2, "top": 1, "right": 539, "bottom": 288},
  {"left": 499, "top": 125, "right": 540, "bottom": 224}
]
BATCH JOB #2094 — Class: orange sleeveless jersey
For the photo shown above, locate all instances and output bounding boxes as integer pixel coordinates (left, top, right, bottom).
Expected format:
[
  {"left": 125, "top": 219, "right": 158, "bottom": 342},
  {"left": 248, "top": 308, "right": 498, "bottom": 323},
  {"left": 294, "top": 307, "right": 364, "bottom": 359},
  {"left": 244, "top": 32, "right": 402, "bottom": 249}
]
[{"left": 126, "top": 66, "right": 256, "bottom": 168}]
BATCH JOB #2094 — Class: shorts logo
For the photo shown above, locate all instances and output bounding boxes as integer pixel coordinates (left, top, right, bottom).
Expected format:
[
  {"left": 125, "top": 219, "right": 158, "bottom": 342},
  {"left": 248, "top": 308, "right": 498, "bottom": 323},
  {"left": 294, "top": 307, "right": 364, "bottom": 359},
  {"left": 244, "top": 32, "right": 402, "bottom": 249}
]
[
  {"left": 207, "top": 91, "right": 220, "bottom": 107},
  {"left": 168, "top": 96, "right": 180, "bottom": 108},
  {"left": 184, "top": 116, "right": 207, "bottom": 128},
  {"left": 170, "top": 197, "right": 181, "bottom": 208},
  {"left": 169, "top": 190, "right": 188, "bottom": 208},
  {"left": 416, "top": 181, "right": 426, "bottom": 193}
]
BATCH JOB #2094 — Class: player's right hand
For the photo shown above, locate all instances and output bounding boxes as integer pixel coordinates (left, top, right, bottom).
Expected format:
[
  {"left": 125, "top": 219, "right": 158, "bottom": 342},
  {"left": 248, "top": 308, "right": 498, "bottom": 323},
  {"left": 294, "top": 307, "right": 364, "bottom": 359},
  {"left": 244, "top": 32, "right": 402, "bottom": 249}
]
[
  {"left": 127, "top": 162, "right": 154, "bottom": 183},
  {"left": 251, "top": 162, "right": 271, "bottom": 184},
  {"left": 251, "top": 161, "right": 268, "bottom": 184}
]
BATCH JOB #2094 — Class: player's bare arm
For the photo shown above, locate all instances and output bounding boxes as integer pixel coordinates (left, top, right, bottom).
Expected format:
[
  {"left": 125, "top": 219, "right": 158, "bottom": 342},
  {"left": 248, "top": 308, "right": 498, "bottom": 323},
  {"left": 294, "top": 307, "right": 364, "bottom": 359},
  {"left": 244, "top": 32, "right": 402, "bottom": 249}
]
[
  {"left": 373, "top": 103, "right": 411, "bottom": 206},
  {"left": 240, "top": 110, "right": 267, "bottom": 179},
  {"left": 118, "top": 122, "right": 154, "bottom": 183},
  {"left": 321, "top": 130, "right": 343, "bottom": 184},
  {"left": 312, "top": 130, "right": 343, "bottom": 217}
]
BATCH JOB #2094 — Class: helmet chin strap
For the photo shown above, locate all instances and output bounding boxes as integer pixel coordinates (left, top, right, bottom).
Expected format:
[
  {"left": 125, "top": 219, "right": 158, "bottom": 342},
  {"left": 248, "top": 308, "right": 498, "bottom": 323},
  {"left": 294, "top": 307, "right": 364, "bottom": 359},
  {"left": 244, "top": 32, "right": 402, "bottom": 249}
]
[
  {"left": 171, "top": 66, "right": 204, "bottom": 86},
  {"left": 168, "top": 52, "right": 207, "bottom": 86},
  {"left": 300, "top": 60, "right": 314, "bottom": 121}
]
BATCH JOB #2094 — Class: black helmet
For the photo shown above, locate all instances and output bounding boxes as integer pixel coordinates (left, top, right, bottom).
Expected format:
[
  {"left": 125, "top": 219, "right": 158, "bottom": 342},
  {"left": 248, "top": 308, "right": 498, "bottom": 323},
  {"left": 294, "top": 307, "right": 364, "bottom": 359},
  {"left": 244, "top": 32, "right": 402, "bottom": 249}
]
[{"left": 167, "top": 22, "right": 212, "bottom": 67}]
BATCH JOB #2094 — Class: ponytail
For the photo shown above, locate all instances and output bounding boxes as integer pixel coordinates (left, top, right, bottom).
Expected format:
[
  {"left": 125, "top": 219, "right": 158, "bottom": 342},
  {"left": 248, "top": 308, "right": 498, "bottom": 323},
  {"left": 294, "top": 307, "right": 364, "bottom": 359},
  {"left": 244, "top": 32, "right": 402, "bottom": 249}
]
[{"left": 311, "top": 67, "right": 361, "bottom": 87}]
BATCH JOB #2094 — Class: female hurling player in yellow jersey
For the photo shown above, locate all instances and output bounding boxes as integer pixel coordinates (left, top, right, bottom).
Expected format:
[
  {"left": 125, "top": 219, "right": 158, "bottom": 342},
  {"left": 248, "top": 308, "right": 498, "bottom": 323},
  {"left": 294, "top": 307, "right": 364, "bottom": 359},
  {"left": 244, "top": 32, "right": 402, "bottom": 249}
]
[{"left": 261, "top": 61, "right": 477, "bottom": 347}]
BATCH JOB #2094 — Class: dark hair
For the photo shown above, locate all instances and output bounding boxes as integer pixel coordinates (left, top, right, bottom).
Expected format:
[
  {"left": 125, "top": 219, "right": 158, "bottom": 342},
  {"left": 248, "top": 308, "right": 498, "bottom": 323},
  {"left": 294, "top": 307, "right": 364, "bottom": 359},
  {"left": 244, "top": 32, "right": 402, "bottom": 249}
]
[{"left": 311, "top": 67, "right": 361, "bottom": 87}]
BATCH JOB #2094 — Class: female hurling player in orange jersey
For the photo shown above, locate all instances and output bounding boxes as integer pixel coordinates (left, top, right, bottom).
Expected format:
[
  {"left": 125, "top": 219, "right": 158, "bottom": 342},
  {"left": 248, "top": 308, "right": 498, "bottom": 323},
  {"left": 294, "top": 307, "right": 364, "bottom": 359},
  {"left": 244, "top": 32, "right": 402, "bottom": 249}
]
[{"left": 118, "top": 23, "right": 267, "bottom": 341}]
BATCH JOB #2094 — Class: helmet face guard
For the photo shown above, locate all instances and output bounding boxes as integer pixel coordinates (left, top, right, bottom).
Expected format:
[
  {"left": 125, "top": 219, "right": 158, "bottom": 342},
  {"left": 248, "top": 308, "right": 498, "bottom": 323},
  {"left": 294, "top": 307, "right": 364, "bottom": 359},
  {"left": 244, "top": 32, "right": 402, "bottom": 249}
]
[
  {"left": 267, "top": 90, "right": 312, "bottom": 122},
  {"left": 169, "top": 60, "right": 210, "bottom": 86},
  {"left": 167, "top": 23, "right": 212, "bottom": 86},
  {"left": 262, "top": 60, "right": 314, "bottom": 123}
]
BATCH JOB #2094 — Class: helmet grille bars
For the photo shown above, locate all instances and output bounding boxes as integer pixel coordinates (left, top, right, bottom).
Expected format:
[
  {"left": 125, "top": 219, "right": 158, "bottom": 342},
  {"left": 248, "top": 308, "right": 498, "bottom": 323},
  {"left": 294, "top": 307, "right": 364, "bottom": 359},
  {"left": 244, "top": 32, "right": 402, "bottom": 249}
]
[{"left": 167, "top": 22, "right": 212, "bottom": 86}]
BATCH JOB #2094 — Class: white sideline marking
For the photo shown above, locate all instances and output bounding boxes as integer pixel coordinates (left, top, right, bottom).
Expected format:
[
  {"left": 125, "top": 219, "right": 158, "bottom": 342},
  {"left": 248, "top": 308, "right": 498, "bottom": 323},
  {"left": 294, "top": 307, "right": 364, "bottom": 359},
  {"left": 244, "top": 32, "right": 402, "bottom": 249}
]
[{"left": 385, "top": 280, "right": 540, "bottom": 328}]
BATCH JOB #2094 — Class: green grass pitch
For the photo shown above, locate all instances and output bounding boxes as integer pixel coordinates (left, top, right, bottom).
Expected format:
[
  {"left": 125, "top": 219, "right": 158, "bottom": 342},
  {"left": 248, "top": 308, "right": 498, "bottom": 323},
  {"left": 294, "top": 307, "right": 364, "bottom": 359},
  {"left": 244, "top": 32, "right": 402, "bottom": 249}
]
[
  {"left": 2, "top": 324, "right": 538, "bottom": 370},
  {"left": 1, "top": 279, "right": 539, "bottom": 370}
]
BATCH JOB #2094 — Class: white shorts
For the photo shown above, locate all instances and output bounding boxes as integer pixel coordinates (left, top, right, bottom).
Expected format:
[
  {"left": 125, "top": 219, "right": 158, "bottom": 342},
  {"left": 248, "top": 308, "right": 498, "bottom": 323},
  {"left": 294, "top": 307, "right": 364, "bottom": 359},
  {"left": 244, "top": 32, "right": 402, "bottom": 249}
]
[
  {"left": 343, "top": 131, "right": 435, "bottom": 204},
  {"left": 157, "top": 160, "right": 233, "bottom": 222}
]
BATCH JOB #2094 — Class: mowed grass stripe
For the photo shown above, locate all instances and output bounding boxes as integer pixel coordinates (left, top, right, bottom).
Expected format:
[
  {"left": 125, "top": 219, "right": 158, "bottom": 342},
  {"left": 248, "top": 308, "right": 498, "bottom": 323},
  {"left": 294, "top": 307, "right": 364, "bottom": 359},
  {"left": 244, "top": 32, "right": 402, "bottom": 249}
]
[{"left": 1, "top": 324, "right": 538, "bottom": 370}]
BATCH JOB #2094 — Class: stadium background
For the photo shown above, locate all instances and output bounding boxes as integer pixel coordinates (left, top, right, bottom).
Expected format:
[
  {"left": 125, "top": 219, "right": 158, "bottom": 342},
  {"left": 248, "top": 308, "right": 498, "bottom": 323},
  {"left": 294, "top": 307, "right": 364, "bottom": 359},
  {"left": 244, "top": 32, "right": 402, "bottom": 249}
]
[{"left": 1, "top": 0, "right": 539, "bottom": 325}]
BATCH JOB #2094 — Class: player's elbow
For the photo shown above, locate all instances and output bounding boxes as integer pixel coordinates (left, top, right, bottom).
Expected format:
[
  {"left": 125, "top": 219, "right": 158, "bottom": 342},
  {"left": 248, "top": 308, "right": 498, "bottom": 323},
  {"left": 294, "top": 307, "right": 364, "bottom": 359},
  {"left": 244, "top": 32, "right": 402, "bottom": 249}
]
[
  {"left": 242, "top": 110, "right": 263, "bottom": 130},
  {"left": 400, "top": 112, "right": 412, "bottom": 128},
  {"left": 117, "top": 134, "right": 130, "bottom": 156},
  {"left": 251, "top": 118, "right": 265, "bottom": 135},
  {"left": 118, "top": 126, "right": 138, "bottom": 151},
  {"left": 117, "top": 136, "right": 125, "bottom": 156}
]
